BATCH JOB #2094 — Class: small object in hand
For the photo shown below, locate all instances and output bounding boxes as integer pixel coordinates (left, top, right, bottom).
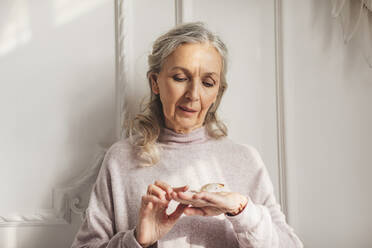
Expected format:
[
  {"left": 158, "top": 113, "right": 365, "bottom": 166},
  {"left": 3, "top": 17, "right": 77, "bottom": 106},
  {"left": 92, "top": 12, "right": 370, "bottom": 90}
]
[
  {"left": 174, "top": 183, "right": 225, "bottom": 207},
  {"left": 226, "top": 200, "right": 247, "bottom": 216},
  {"left": 189, "top": 183, "right": 225, "bottom": 193}
]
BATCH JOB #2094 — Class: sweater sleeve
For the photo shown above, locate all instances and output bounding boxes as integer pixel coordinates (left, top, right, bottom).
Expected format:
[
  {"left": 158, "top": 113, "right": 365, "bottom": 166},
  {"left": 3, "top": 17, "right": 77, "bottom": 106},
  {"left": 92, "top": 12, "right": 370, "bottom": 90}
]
[
  {"left": 224, "top": 145, "right": 304, "bottom": 248},
  {"left": 70, "top": 147, "right": 144, "bottom": 248}
]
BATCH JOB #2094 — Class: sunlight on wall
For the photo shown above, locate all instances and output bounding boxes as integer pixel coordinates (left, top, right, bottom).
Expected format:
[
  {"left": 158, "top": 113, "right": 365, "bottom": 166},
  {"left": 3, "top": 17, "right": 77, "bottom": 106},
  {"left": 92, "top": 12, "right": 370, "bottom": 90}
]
[
  {"left": 5, "top": 227, "right": 17, "bottom": 248},
  {"left": 53, "top": 0, "right": 108, "bottom": 27},
  {"left": 0, "top": 0, "right": 32, "bottom": 56}
]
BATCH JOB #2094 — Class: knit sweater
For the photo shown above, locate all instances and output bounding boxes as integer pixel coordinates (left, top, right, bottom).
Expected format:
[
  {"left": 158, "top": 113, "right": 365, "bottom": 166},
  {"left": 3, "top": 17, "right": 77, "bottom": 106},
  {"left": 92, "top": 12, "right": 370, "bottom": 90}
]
[{"left": 71, "top": 126, "right": 304, "bottom": 248}]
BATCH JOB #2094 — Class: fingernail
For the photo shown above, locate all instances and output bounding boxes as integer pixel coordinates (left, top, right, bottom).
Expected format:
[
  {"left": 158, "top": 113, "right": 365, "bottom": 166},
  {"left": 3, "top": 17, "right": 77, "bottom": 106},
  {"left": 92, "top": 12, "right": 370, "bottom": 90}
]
[{"left": 165, "top": 193, "right": 170, "bottom": 200}]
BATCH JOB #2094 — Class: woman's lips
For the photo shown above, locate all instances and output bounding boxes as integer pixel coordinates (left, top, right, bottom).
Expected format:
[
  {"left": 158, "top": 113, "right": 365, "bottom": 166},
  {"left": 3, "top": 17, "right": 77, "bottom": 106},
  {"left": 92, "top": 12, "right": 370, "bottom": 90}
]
[{"left": 178, "top": 106, "right": 197, "bottom": 113}]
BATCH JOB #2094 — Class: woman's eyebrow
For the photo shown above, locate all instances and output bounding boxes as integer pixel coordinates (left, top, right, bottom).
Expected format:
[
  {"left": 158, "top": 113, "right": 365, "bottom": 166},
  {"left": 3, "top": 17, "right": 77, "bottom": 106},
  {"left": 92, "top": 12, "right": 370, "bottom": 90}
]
[{"left": 169, "top": 66, "right": 219, "bottom": 77}]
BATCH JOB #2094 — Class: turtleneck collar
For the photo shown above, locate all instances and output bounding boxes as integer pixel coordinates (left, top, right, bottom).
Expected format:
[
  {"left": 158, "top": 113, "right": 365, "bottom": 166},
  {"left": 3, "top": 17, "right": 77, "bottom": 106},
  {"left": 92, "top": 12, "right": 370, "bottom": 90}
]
[{"left": 158, "top": 125, "right": 209, "bottom": 146}]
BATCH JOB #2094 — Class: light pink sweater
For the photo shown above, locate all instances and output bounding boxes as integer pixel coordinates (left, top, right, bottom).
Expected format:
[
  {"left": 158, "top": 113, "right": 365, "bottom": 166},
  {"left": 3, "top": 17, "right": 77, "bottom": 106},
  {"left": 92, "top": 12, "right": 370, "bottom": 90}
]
[{"left": 71, "top": 126, "right": 303, "bottom": 247}]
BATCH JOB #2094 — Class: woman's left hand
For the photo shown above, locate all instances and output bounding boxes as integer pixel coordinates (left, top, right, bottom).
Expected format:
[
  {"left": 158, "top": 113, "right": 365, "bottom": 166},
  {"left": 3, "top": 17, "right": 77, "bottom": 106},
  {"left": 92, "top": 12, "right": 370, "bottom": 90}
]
[{"left": 171, "top": 191, "right": 248, "bottom": 216}]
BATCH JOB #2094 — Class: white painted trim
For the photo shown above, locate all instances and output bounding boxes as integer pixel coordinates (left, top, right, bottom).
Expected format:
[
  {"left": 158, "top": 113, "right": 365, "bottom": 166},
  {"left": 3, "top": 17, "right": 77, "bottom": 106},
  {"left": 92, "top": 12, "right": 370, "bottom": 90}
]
[
  {"left": 274, "top": 0, "right": 288, "bottom": 218},
  {"left": 115, "top": 0, "right": 121, "bottom": 139},
  {"left": 0, "top": 0, "right": 126, "bottom": 227},
  {"left": 175, "top": 0, "right": 193, "bottom": 25},
  {"left": 115, "top": 0, "right": 132, "bottom": 139},
  {"left": 0, "top": 210, "right": 69, "bottom": 227},
  {"left": 0, "top": 145, "right": 107, "bottom": 226},
  {"left": 175, "top": 0, "right": 182, "bottom": 25}
]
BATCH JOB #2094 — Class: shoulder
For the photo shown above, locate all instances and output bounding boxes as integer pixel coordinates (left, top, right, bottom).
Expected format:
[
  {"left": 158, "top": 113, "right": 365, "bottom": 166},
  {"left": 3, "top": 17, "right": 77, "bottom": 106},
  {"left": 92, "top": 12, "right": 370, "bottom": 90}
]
[
  {"left": 100, "top": 138, "right": 137, "bottom": 171},
  {"left": 106, "top": 138, "right": 133, "bottom": 155},
  {"left": 217, "top": 137, "right": 263, "bottom": 163},
  {"left": 102, "top": 138, "right": 132, "bottom": 159},
  {"left": 239, "top": 143, "right": 264, "bottom": 164}
]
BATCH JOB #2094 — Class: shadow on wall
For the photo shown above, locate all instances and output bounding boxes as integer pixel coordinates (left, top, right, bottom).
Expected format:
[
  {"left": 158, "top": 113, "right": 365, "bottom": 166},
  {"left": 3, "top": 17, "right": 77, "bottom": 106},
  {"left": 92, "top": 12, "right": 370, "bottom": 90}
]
[
  {"left": 0, "top": 0, "right": 109, "bottom": 57},
  {"left": 310, "top": 0, "right": 372, "bottom": 77},
  {"left": 0, "top": 0, "right": 116, "bottom": 247}
]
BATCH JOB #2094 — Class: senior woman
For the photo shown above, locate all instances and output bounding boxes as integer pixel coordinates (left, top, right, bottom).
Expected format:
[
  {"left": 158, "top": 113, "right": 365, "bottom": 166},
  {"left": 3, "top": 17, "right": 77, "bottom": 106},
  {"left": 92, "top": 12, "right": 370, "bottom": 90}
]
[{"left": 71, "top": 22, "right": 303, "bottom": 248}]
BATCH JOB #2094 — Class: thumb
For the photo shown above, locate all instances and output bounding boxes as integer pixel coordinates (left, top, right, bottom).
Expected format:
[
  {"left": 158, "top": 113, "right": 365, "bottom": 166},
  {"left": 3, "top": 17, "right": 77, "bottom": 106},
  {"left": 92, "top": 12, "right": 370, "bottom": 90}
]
[
  {"left": 168, "top": 203, "right": 188, "bottom": 222},
  {"left": 172, "top": 185, "right": 189, "bottom": 193}
]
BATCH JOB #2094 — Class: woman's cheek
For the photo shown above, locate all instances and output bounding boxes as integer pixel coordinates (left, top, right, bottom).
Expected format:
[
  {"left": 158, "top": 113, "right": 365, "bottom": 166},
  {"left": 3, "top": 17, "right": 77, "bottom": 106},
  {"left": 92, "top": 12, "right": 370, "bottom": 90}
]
[
  {"left": 204, "top": 95, "right": 217, "bottom": 109},
  {"left": 164, "top": 97, "right": 177, "bottom": 117}
]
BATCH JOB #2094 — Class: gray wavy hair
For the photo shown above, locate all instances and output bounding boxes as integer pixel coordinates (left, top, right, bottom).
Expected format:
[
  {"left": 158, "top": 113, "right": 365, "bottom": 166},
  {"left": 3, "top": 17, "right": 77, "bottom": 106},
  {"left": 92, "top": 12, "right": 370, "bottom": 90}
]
[{"left": 125, "top": 21, "right": 229, "bottom": 167}]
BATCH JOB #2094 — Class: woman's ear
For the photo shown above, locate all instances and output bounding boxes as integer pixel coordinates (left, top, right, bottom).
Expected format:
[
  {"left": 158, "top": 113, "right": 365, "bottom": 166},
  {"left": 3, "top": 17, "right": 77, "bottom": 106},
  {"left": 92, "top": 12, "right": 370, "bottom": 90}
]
[{"left": 150, "top": 73, "right": 159, "bottom": 95}]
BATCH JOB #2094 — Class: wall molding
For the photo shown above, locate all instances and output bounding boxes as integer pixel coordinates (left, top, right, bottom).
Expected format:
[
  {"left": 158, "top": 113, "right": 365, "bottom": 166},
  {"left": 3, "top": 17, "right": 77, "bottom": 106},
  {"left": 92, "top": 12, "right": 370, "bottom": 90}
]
[
  {"left": 0, "top": 0, "right": 128, "bottom": 227},
  {"left": 175, "top": 0, "right": 193, "bottom": 25},
  {"left": 274, "top": 0, "right": 288, "bottom": 218},
  {"left": 115, "top": 0, "right": 132, "bottom": 140},
  {"left": 0, "top": 0, "right": 289, "bottom": 227},
  {"left": 0, "top": 145, "right": 107, "bottom": 227}
]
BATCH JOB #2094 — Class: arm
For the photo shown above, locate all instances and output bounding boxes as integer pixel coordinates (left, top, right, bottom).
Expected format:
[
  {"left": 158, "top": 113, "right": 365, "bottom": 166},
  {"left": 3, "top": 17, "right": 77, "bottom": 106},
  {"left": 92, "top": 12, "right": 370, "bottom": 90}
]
[
  {"left": 225, "top": 146, "right": 304, "bottom": 248},
  {"left": 70, "top": 148, "right": 145, "bottom": 248}
]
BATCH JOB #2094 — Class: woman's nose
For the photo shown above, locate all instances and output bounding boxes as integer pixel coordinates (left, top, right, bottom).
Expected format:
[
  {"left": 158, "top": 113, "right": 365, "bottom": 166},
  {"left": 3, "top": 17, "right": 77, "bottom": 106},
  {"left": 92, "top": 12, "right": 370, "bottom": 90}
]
[{"left": 185, "top": 80, "right": 200, "bottom": 101}]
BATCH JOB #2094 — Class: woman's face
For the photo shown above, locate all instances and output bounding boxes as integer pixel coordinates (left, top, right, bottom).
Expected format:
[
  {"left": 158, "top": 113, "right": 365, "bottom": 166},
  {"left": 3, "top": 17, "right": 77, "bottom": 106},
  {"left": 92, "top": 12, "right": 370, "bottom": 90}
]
[{"left": 151, "top": 42, "right": 222, "bottom": 134}]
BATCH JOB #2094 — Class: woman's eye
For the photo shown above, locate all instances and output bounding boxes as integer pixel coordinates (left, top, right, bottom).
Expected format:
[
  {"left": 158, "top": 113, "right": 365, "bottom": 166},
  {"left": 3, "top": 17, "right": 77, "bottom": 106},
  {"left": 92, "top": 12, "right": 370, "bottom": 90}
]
[
  {"left": 173, "top": 76, "right": 187, "bottom": 82},
  {"left": 203, "top": 81, "right": 215, "bottom": 87}
]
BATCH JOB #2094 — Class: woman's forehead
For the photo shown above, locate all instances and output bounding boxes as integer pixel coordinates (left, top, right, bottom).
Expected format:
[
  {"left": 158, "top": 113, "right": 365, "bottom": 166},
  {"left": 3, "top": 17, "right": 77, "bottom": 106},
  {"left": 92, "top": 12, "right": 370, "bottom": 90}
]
[
  {"left": 168, "top": 65, "right": 220, "bottom": 77},
  {"left": 162, "top": 43, "right": 222, "bottom": 75}
]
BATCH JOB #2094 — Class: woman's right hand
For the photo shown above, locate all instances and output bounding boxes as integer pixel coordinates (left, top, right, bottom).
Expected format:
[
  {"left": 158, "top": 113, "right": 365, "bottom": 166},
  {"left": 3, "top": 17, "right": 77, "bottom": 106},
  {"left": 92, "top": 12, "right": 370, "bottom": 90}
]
[{"left": 135, "top": 181, "right": 189, "bottom": 247}]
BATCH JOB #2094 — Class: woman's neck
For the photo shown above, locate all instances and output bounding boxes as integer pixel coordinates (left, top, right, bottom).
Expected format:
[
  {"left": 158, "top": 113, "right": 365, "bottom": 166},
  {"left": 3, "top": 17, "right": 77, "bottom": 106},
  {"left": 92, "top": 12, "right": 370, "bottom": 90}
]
[
  {"left": 158, "top": 125, "right": 209, "bottom": 146},
  {"left": 164, "top": 121, "right": 203, "bottom": 134}
]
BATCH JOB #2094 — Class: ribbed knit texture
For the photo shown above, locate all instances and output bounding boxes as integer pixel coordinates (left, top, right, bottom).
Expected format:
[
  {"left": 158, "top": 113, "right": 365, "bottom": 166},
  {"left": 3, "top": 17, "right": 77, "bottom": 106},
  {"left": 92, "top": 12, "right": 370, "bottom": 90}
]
[{"left": 71, "top": 126, "right": 304, "bottom": 248}]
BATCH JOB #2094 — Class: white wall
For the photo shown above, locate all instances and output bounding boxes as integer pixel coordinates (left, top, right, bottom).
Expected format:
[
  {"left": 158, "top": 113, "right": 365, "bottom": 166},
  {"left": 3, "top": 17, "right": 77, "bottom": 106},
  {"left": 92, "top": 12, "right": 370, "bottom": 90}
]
[
  {"left": 1, "top": 0, "right": 371, "bottom": 247},
  {"left": 282, "top": 1, "right": 372, "bottom": 247},
  {"left": 1, "top": 0, "right": 281, "bottom": 247},
  {"left": 0, "top": 0, "right": 115, "bottom": 247}
]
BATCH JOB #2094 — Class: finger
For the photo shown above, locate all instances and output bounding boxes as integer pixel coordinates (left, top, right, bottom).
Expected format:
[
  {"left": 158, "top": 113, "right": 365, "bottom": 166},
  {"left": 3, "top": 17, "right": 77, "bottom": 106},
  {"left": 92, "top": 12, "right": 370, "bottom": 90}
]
[
  {"left": 170, "top": 195, "right": 195, "bottom": 206},
  {"left": 143, "top": 201, "right": 153, "bottom": 214},
  {"left": 147, "top": 184, "right": 168, "bottom": 201},
  {"left": 141, "top": 195, "right": 169, "bottom": 210},
  {"left": 154, "top": 180, "right": 173, "bottom": 199},
  {"left": 171, "top": 192, "right": 212, "bottom": 207},
  {"left": 193, "top": 192, "right": 218, "bottom": 204},
  {"left": 184, "top": 207, "right": 207, "bottom": 216},
  {"left": 172, "top": 185, "right": 189, "bottom": 192},
  {"left": 176, "top": 191, "right": 195, "bottom": 200},
  {"left": 171, "top": 191, "right": 194, "bottom": 204},
  {"left": 168, "top": 203, "right": 188, "bottom": 222},
  {"left": 178, "top": 191, "right": 209, "bottom": 204}
]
